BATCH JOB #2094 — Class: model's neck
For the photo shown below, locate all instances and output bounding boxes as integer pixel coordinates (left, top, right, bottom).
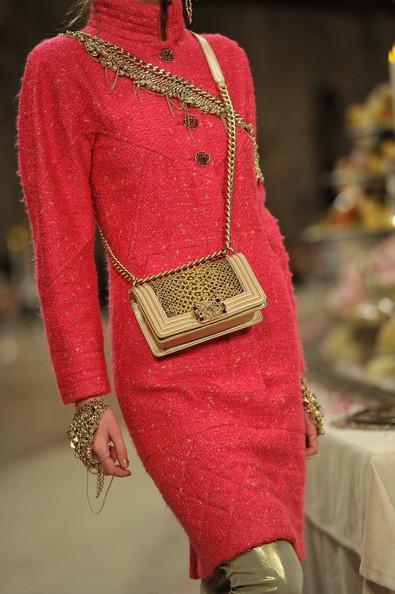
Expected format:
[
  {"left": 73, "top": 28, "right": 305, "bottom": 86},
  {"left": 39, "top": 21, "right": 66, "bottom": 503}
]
[{"left": 84, "top": 0, "right": 185, "bottom": 45}]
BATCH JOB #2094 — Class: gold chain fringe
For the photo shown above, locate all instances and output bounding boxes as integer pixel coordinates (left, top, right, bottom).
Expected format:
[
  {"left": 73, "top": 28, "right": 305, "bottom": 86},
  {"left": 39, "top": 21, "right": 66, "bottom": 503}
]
[
  {"left": 185, "top": 0, "right": 193, "bottom": 24},
  {"left": 58, "top": 30, "right": 264, "bottom": 186},
  {"left": 59, "top": 29, "right": 264, "bottom": 286}
]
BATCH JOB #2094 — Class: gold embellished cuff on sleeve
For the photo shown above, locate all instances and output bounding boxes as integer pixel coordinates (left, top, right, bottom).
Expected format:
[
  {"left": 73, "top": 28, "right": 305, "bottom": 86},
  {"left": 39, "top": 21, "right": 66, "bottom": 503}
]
[{"left": 301, "top": 377, "right": 325, "bottom": 436}]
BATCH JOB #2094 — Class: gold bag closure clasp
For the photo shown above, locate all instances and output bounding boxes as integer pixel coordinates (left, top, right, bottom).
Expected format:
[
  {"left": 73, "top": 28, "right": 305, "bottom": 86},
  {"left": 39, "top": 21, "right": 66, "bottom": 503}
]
[{"left": 192, "top": 297, "right": 227, "bottom": 323}]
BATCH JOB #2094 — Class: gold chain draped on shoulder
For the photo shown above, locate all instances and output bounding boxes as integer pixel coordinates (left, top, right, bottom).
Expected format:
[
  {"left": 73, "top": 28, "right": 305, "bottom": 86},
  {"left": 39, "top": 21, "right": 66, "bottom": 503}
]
[{"left": 58, "top": 30, "right": 264, "bottom": 184}]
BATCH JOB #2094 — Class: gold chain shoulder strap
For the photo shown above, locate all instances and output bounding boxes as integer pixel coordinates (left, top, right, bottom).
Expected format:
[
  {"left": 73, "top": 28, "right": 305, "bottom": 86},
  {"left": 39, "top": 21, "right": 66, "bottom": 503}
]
[
  {"left": 60, "top": 30, "right": 241, "bottom": 286},
  {"left": 98, "top": 33, "right": 238, "bottom": 287}
]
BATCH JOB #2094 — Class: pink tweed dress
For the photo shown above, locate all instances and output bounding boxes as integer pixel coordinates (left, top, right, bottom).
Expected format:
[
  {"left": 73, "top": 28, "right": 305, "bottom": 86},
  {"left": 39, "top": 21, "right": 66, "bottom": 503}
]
[{"left": 16, "top": 0, "right": 307, "bottom": 581}]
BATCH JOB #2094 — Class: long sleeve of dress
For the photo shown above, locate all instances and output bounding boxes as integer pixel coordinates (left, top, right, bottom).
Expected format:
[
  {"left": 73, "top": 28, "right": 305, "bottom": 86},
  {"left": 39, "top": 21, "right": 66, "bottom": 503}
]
[
  {"left": 237, "top": 45, "right": 307, "bottom": 374},
  {"left": 15, "top": 38, "right": 112, "bottom": 404}
]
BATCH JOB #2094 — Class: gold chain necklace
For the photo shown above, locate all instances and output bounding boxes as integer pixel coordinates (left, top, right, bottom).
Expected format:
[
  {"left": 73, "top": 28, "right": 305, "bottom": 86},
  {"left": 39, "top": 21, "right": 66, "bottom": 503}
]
[{"left": 58, "top": 29, "right": 264, "bottom": 184}]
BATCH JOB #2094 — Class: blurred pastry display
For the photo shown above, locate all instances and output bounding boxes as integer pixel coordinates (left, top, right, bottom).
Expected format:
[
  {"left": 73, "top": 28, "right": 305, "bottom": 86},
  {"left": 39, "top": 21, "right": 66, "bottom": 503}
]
[
  {"left": 303, "top": 82, "right": 395, "bottom": 239},
  {"left": 345, "top": 83, "right": 393, "bottom": 136},
  {"left": 299, "top": 81, "right": 395, "bottom": 395},
  {"left": 307, "top": 235, "right": 395, "bottom": 391}
]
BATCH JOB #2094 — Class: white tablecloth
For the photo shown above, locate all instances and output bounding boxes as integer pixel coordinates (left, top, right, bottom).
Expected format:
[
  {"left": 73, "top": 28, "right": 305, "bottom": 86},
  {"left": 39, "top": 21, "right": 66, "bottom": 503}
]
[{"left": 302, "top": 381, "right": 395, "bottom": 594}]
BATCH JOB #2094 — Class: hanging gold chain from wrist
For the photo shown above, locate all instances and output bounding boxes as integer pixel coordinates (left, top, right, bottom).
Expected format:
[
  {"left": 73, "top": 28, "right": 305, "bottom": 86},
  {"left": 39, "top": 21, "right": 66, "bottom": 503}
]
[{"left": 66, "top": 397, "right": 114, "bottom": 513}]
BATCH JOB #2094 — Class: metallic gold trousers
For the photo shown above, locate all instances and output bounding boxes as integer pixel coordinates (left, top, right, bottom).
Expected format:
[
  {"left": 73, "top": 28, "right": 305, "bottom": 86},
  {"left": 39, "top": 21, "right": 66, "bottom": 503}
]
[{"left": 200, "top": 540, "right": 303, "bottom": 594}]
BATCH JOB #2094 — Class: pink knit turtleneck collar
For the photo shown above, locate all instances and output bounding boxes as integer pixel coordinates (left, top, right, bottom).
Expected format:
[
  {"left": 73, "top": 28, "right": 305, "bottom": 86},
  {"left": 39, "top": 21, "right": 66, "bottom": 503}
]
[{"left": 84, "top": 0, "right": 186, "bottom": 45}]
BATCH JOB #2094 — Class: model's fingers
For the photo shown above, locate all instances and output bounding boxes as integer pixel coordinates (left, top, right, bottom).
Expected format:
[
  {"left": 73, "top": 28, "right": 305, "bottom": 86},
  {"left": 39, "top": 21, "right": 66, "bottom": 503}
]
[
  {"left": 109, "top": 442, "right": 118, "bottom": 463},
  {"left": 304, "top": 412, "right": 318, "bottom": 438},
  {"left": 93, "top": 434, "right": 131, "bottom": 477},
  {"left": 304, "top": 411, "right": 319, "bottom": 458},
  {"left": 306, "top": 428, "right": 318, "bottom": 446},
  {"left": 109, "top": 425, "right": 130, "bottom": 470},
  {"left": 305, "top": 433, "right": 319, "bottom": 458}
]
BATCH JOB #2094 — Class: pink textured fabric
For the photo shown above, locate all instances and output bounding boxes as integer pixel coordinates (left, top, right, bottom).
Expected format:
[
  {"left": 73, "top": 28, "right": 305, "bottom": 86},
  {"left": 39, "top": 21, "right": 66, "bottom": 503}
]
[{"left": 16, "top": 0, "right": 307, "bottom": 580}]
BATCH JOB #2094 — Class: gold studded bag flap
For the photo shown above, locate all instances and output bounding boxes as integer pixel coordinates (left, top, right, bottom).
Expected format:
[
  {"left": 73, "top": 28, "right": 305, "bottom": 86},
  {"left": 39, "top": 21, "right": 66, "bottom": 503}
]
[{"left": 95, "top": 32, "right": 267, "bottom": 357}]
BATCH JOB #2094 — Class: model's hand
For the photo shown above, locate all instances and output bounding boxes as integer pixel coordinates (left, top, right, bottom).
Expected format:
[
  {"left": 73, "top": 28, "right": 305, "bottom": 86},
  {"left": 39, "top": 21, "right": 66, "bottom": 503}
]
[
  {"left": 75, "top": 397, "right": 132, "bottom": 478},
  {"left": 304, "top": 410, "right": 319, "bottom": 459}
]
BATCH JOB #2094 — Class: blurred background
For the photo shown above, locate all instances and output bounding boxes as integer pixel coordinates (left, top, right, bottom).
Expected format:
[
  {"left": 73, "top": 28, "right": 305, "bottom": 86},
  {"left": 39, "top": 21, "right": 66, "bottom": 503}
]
[{"left": 1, "top": 1, "right": 395, "bottom": 593}]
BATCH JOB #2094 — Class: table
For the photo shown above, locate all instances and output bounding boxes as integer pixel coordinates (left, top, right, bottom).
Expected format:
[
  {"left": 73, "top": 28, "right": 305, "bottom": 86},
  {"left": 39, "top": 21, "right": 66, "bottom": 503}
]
[{"left": 302, "top": 380, "right": 395, "bottom": 594}]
